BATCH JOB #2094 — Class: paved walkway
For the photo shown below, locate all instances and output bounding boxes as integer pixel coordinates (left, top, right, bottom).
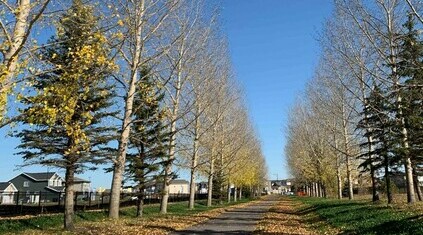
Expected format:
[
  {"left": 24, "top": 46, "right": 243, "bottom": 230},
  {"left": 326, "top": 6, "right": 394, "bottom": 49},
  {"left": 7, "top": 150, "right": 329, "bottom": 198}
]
[{"left": 171, "top": 195, "right": 279, "bottom": 235}]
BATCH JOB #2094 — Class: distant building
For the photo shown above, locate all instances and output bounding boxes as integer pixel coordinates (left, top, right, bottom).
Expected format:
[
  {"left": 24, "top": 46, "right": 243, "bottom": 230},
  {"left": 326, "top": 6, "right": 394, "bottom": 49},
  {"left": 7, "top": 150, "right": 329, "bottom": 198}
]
[
  {"left": 8, "top": 172, "right": 90, "bottom": 203},
  {"left": 0, "top": 182, "right": 18, "bottom": 204},
  {"left": 73, "top": 177, "right": 91, "bottom": 193},
  {"left": 265, "top": 179, "right": 293, "bottom": 194},
  {"left": 197, "top": 182, "right": 208, "bottom": 194},
  {"left": 145, "top": 179, "right": 190, "bottom": 194}
]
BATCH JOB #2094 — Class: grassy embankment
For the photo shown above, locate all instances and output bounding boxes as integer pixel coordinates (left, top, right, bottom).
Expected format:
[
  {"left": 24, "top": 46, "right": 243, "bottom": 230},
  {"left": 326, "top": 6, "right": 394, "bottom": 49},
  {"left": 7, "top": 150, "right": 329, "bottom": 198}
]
[
  {"left": 0, "top": 198, "right": 252, "bottom": 234},
  {"left": 295, "top": 196, "right": 423, "bottom": 235}
]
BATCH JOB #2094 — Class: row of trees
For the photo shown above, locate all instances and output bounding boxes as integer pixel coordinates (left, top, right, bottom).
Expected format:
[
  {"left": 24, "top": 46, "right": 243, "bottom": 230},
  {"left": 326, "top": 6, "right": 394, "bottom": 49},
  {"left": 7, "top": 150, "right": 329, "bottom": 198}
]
[
  {"left": 0, "top": 0, "right": 267, "bottom": 230},
  {"left": 286, "top": 0, "right": 422, "bottom": 204}
]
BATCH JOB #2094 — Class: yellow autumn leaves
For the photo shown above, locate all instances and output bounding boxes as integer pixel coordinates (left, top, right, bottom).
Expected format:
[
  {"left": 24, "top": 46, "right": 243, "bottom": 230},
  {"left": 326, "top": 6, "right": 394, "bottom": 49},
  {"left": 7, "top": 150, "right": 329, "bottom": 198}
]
[
  {"left": 24, "top": 25, "right": 115, "bottom": 158},
  {"left": 0, "top": 65, "right": 9, "bottom": 122}
]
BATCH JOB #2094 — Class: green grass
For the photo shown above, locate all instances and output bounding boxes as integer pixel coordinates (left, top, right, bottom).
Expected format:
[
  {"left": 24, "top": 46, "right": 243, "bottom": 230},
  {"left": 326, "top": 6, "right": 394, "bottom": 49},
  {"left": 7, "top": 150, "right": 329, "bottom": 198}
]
[
  {"left": 294, "top": 197, "right": 423, "bottom": 235},
  {"left": 0, "top": 198, "right": 252, "bottom": 234}
]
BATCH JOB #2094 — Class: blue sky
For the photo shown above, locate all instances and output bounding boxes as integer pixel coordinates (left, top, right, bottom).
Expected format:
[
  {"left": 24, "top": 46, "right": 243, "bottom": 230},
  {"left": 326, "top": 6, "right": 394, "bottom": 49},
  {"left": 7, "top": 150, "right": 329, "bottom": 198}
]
[
  {"left": 0, "top": 1, "right": 333, "bottom": 188},
  {"left": 221, "top": 0, "right": 333, "bottom": 180}
]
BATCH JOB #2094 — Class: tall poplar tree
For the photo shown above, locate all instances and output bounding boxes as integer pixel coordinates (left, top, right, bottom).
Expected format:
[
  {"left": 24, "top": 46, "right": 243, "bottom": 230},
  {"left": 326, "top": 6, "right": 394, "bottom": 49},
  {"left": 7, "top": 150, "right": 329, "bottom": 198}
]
[
  {"left": 15, "top": 0, "right": 116, "bottom": 230},
  {"left": 397, "top": 14, "right": 423, "bottom": 201}
]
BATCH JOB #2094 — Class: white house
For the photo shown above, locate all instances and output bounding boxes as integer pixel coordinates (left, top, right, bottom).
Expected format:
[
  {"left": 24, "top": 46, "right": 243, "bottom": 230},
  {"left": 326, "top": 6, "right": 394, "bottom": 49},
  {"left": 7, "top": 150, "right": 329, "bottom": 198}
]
[
  {"left": 73, "top": 177, "right": 91, "bottom": 193},
  {"left": 145, "top": 179, "right": 190, "bottom": 194},
  {"left": 0, "top": 182, "right": 18, "bottom": 204},
  {"left": 168, "top": 179, "right": 189, "bottom": 194}
]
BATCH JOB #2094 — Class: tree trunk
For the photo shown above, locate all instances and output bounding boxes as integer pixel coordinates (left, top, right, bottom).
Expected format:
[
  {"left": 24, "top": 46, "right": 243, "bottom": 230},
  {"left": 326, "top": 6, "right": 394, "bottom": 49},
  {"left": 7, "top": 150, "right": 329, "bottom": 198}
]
[
  {"left": 314, "top": 182, "right": 318, "bottom": 197},
  {"left": 413, "top": 167, "right": 422, "bottom": 201},
  {"left": 367, "top": 134, "right": 377, "bottom": 202},
  {"left": 234, "top": 187, "right": 237, "bottom": 202},
  {"left": 189, "top": 106, "right": 200, "bottom": 209},
  {"left": 387, "top": 11, "right": 415, "bottom": 204},
  {"left": 227, "top": 184, "right": 231, "bottom": 203},
  {"left": 371, "top": 166, "right": 378, "bottom": 202},
  {"left": 337, "top": 167, "right": 342, "bottom": 199},
  {"left": 0, "top": 0, "right": 32, "bottom": 119},
  {"left": 161, "top": 45, "right": 183, "bottom": 214},
  {"left": 188, "top": 167, "right": 196, "bottom": 209},
  {"left": 64, "top": 164, "right": 75, "bottom": 231},
  {"left": 160, "top": 167, "right": 170, "bottom": 214},
  {"left": 239, "top": 186, "right": 242, "bottom": 199},
  {"left": 399, "top": 99, "right": 415, "bottom": 203},
  {"left": 383, "top": 151, "right": 392, "bottom": 204},
  {"left": 160, "top": 104, "right": 178, "bottom": 214},
  {"left": 342, "top": 104, "right": 354, "bottom": 200},
  {"left": 136, "top": 196, "right": 144, "bottom": 217},
  {"left": 207, "top": 169, "right": 213, "bottom": 207},
  {"left": 346, "top": 158, "right": 353, "bottom": 200},
  {"left": 317, "top": 182, "right": 322, "bottom": 197},
  {"left": 207, "top": 127, "right": 216, "bottom": 207},
  {"left": 109, "top": 163, "right": 123, "bottom": 218},
  {"left": 109, "top": 0, "right": 145, "bottom": 219}
]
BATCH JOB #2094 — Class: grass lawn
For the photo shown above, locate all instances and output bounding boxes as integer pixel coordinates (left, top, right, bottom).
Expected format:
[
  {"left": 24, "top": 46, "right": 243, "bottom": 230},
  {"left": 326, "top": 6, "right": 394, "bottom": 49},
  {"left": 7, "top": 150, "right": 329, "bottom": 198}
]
[
  {"left": 294, "top": 196, "right": 423, "bottom": 235},
  {"left": 0, "top": 198, "right": 252, "bottom": 234}
]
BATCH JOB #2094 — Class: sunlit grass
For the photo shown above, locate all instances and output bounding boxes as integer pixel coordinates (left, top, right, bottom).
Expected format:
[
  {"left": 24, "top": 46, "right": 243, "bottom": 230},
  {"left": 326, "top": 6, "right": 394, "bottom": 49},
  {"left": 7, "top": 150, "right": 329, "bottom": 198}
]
[{"left": 295, "top": 196, "right": 423, "bottom": 235}]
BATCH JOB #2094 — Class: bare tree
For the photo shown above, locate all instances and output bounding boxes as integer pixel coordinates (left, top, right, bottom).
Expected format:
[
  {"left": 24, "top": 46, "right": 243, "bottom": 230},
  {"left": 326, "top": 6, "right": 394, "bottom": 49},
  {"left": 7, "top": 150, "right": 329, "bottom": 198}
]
[
  {"left": 338, "top": 0, "right": 416, "bottom": 203},
  {"left": 157, "top": 0, "right": 205, "bottom": 213},
  {"left": 104, "top": 0, "right": 179, "bottom": 218},
  {"left": 0, "top": 0, "right": 51, "bottom": 125}
]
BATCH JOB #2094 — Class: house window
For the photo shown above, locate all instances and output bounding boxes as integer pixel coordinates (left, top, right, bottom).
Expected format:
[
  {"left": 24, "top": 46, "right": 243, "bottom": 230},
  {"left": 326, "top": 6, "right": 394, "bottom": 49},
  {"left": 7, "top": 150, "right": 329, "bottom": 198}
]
[{"left": 23, "top": 181, "right": 29, "bottom": 187}]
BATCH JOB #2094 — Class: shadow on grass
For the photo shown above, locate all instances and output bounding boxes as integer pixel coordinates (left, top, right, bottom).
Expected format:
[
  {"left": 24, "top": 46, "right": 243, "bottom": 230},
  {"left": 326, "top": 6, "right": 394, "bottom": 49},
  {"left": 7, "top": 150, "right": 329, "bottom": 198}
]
[{"left": 294, "top": 197, "right": 423, "bottom": 235}]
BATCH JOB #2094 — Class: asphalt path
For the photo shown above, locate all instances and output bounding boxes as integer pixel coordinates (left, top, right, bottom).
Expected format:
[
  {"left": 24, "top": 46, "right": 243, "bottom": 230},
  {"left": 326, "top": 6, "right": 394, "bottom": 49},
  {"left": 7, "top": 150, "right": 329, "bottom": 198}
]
[{"left": 171, "top": 195, "right": 279, "bottom": 235}]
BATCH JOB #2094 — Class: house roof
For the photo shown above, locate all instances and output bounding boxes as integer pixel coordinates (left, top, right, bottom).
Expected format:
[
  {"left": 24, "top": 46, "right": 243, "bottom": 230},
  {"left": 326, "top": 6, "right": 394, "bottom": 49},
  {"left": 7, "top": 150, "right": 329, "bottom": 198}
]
[
  {"left": 0, "top": 182, "right": 12, "bottom": 191},
  {"left": 74, "top": 177, "right": 90, "bottom": 183},
  {"left": 170, "top": 179, "right": 189, "bottom": 185},
  {"left": 45, "top": 186, "right": 65, "bottom": 192},
  {"left": 19, "top": 173, "right": 88, "bottom": 183},
  {"left": 144, "top": 179, "right": 189, "bottom": 187},
  {"left": 23, "top": 172, "right": 57, "bottom": 181}
]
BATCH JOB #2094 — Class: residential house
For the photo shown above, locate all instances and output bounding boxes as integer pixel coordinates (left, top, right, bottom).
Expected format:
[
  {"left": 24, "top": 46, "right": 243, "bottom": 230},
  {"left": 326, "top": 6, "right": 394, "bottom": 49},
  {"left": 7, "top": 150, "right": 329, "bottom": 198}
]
[
  {"left": 196, "top": 182, "right": 208, "bottom": 194},
  {"left": 266, "top": 179, "right": 293, "bottom": 194},
  {"left": 168, "top": 179, "right": 190, "bottom": 194},
  {"left": 0, "top": 182, "right": 18, "bottom": 204},
  {"left": 9, "top": 172, "right": 90, "bottom": 203},
  {"left": 9, "top": 172, "right": 64, "bottom": 203},
  {"left": 145, "top": 179, "right": 190, "bottom": 194},
  {"left": 73, "top": 177, "right": 91, "bottom": 193}
]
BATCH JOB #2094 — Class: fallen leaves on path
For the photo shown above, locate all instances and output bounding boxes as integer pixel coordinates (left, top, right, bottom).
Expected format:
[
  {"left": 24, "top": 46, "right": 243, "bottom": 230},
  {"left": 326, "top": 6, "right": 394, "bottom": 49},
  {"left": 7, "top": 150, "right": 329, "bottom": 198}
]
[
  {"left": 255, "top": 196, "right": 340, "bottom": 235},
  {"left": 79, "top": 201, "right": 257, "bottom": 235},
  {"left": 17, "top": 200, "right": 259, "bottom": 235}
]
